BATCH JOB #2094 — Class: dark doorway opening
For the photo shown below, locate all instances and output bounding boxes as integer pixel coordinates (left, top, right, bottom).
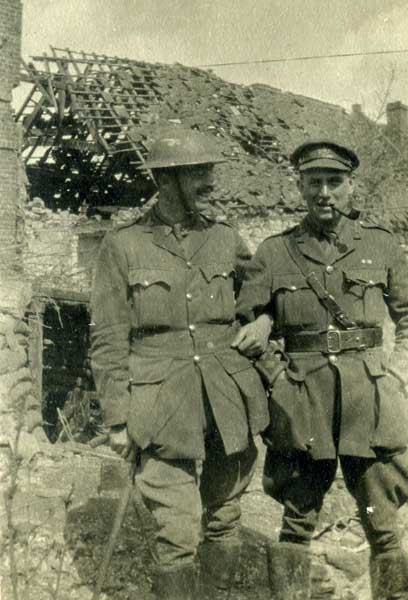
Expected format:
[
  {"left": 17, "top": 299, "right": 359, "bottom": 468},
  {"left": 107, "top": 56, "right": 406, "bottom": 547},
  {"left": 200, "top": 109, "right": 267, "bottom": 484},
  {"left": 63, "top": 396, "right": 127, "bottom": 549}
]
[{"left": 41, "top": 302, "right": 101, "bottom": 442}]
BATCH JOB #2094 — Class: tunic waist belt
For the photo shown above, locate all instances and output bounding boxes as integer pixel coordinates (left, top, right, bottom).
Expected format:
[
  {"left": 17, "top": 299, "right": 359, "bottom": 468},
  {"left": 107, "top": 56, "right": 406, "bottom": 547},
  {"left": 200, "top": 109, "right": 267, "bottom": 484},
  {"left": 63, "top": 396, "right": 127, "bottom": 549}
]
[
  {"left": 285, "top": 327, "right": 383, "bottom": 354},
  {"left": 130, "top": 323, "right": 240, "bottom": 357}
]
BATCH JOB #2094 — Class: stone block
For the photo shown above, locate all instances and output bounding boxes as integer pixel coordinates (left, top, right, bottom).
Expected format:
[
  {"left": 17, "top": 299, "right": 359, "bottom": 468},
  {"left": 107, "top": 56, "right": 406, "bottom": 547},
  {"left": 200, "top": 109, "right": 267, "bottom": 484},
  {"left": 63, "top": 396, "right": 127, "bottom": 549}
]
[
  {"left": 28, "top": 451, "right": 102, "bottom": 508},
  {"left": 10, "top": 490, "right": 66, "bottom": 534},
  {"left": 70, "top": 454, "right": 102, "bottom": 505},
  {"left": 324, "top": 547, "right": 368, "bottom": 581},
  {"left": 25, "top": 454, "right": 76, "bottom": 497}
]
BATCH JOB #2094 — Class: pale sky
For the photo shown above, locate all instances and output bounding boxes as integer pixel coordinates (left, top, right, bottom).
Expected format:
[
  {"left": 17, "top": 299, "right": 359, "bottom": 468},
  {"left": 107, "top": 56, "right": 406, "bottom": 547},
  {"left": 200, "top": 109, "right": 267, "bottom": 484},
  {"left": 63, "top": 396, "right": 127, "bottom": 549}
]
[{"left": 20, "top": 0, "right": 408, "bottom": 119}]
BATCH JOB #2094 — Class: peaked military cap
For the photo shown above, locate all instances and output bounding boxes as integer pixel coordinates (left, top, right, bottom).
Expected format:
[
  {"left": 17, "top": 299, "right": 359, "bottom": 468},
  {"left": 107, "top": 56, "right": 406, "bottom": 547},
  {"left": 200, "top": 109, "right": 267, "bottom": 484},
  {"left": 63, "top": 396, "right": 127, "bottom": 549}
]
[{"left": 290, "top": 140, "right": 359, "bottom": 172}]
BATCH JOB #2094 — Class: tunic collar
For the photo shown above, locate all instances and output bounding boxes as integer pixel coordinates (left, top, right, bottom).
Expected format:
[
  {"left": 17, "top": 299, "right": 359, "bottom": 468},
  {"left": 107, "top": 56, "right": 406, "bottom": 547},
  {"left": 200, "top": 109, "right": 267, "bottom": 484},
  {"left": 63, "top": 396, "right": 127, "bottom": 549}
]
[
  {"left": 295, "top": 215, "right": 357, "bottom": 264},
  {"left": 143, "top": 205, "right": 212, "bottom": 260}
]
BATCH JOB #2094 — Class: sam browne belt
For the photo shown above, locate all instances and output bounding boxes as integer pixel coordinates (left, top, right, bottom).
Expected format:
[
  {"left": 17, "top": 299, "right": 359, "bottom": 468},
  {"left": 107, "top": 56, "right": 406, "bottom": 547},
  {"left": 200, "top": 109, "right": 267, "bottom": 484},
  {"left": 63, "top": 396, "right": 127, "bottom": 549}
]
[{"left": 285, "top": 327, "right": 383, "bottom": 354}]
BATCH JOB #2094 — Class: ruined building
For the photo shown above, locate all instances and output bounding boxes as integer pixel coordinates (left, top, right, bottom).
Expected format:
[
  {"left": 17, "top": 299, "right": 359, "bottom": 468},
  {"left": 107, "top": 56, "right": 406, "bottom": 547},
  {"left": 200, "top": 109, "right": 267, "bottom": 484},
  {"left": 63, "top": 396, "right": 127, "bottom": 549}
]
[{"left": 14, "top": 46, "right": 408, "bottom": 441}]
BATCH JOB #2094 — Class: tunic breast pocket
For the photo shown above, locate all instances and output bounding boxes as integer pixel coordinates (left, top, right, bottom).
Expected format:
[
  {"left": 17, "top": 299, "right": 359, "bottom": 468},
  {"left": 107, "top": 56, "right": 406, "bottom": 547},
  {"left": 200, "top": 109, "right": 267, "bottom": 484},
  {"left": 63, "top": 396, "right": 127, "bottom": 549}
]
[
  {"left": 273, "top": 273, "right": 317, "bottom": 327},
  {"left": 200, "top": 263, "right": 236, "bottom": 320},
  {"left": 343, "top": 268, "right": 387, "bottom": 323},
  {"left": 128, "top": 268, "right": 173, "bottom": 328}
]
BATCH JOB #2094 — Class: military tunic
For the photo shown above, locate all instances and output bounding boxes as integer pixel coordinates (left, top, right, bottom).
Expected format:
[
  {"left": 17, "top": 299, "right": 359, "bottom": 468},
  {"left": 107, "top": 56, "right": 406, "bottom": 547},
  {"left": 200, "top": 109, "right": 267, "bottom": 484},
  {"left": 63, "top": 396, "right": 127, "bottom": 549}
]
[
  {"left": 237, "top": 216, "right": 408, "bottom": 551},
  {"left": 91, "top": 208, "right": 268, "bottom": 461},
  {"left": 90, "top": 208, "right": 269, "bottom": 566},
  {"left": 237, "top": 216, "right": 408, "bottom": 459}
]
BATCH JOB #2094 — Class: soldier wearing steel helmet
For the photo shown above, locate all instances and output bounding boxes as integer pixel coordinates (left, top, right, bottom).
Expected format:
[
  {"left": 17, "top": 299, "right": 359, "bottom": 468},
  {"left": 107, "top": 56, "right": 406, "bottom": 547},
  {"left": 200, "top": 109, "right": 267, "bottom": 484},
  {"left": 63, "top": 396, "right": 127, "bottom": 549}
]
[
  {"left": 90, "top": 128, "right": 268, "bottom": 599},
  {"left": 235, "top": 140, "right": 408, "bottom": 599}
]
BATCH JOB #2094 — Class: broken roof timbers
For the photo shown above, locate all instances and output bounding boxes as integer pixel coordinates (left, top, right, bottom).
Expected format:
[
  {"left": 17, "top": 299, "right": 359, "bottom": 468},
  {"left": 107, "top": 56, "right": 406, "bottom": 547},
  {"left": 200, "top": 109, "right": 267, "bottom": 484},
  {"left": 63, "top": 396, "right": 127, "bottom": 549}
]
[{"left": 61, "top": 139, "right": 101, "bottom": 153}]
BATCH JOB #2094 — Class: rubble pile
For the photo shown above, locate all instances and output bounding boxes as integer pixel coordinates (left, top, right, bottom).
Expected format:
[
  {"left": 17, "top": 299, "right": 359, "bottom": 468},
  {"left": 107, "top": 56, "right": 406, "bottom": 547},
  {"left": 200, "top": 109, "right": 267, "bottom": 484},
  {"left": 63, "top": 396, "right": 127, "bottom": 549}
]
[
  {"left": 18, "top": 47, "right": 408, "bottom": 226},
  {"left": 152, "top": 67, "right": 371, "bottom": 214}
]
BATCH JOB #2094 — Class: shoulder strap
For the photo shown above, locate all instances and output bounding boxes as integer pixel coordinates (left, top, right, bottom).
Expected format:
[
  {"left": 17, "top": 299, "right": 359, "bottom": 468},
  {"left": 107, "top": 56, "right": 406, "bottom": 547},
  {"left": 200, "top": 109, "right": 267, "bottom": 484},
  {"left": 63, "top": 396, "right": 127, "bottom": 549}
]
[{"left": 284, "top": 235, "right": 357, "bottom": 330}]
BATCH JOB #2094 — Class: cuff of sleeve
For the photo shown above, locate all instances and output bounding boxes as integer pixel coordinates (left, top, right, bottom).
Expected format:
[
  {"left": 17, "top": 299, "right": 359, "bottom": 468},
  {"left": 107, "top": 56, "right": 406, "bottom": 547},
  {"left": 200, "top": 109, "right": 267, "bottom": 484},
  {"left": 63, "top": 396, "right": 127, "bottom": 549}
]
[
  {"left": 99, "top": 380, "right": 131, "bottom": 427},
  {"left": 238, "top": 310, "right": 256, "bottom": 324}
]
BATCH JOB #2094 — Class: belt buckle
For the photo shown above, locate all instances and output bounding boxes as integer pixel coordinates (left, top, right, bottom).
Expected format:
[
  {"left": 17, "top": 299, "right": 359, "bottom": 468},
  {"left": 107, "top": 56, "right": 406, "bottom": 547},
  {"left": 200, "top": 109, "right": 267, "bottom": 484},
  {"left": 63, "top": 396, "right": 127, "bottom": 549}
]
[{"left": 326, "top": 329, "right": 342, "bottom": 353}]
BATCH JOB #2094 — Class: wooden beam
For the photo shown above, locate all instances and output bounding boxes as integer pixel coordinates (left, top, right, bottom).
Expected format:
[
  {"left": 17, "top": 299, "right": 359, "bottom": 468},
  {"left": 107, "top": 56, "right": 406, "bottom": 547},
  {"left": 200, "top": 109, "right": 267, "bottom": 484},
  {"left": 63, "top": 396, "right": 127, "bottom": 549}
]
[{"left": 33, "top": 287, "right": 91, "bottom": 304}]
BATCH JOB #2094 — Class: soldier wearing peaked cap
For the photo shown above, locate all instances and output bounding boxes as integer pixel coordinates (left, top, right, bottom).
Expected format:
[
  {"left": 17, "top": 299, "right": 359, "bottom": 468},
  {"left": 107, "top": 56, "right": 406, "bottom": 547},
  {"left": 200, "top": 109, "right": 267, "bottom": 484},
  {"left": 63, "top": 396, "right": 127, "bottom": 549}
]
[
  {"left": 90, "top": 128, "right": 269, "bottom": 599},
  {"left": 234, "top": 139, "right": 408, "bottom": 599}
]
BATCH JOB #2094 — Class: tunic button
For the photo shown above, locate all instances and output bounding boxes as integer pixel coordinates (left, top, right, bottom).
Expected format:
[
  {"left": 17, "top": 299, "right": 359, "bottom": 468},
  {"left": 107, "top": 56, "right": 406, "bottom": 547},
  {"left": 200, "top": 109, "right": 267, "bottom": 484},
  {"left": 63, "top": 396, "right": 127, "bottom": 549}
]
[
  {"left": 326, "top": 265, "right": 334, "bottom": 274},
  {"left": 222, "top": 272, "right": 228, "bottom": 278},
  {"left": 186, "top": 293, "right": 192, "bottom": 301},
  {"left": 328, "top": 355, "right": 337, "bottom": 364},
  {"left": 193, "top": 354, "right": 200, "bottom": 363},
  {"left": 143, "top": 280, "right": 149, "bottom": 287},
  {"left": 189, "top": 324, "right": 196, "bottom": 332},
  {"left": 186, "top": 261, "right": 192, "bottom": 269},
  {"left": 328, "top": 324, "right": 336, "bottom": 330},
  {"left": 290, "top": 285, "right": 297, "bottom": 291},
  {"left": 368, "top": 280, "right": 374, "bottom": 286}
]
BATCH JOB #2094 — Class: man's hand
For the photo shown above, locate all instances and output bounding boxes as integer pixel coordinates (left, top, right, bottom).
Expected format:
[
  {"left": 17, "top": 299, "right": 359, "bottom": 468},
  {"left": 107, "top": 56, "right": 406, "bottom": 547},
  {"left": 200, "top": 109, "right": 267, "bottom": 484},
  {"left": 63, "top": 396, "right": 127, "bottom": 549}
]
[
  {"left": 231, "top": 314, "right": 273, "bottom": 357},
  {"left": 109, "top": 425, "right": 134, "bottom": 460}
]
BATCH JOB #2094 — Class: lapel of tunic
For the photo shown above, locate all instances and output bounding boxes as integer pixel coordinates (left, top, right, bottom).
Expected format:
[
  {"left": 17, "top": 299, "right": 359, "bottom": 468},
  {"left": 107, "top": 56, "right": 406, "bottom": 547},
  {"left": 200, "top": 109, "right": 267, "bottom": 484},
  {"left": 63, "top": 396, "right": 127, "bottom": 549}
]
[
  {"left": 151, "top": 225, "right": 186, "bottom": 260},
  {"left": 146, "top": 207, "right": 212, "bottom": 262},
  {"left": 185, "top": 225, "right": 211, "bottom": 260},
  {"left": 294, "top": 223, "right": 329, "bottom": 265},
  {"left": 295, "top": 218, "right": 358, "bottom": 266}
]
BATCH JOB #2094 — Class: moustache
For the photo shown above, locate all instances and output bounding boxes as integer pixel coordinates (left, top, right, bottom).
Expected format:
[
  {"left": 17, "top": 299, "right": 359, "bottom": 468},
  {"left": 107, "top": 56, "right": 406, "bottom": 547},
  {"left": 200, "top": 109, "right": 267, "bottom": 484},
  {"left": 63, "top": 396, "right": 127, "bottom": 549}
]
[
  {"left": 316, "top": 198, "right": 332, "bottom": 207},
  {"left": 197, "top": 185, "right": 215, "bottom": 197}
]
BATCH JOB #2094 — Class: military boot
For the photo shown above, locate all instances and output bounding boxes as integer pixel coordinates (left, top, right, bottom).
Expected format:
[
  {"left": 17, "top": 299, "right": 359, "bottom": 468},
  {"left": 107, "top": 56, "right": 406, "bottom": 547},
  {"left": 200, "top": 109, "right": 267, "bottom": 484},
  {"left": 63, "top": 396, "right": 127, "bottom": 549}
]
[
  {"left": 199, "top": 539, "right": 241, "bottom": 599},
  {"left": 151, "top": 563, "right": 198, "bottom": 600},
  {"left": 266, "top": 541, "right": 311, "bottom": 600},
  {"left": 370, "top": 551, "right": 408, "bottom": 599}
]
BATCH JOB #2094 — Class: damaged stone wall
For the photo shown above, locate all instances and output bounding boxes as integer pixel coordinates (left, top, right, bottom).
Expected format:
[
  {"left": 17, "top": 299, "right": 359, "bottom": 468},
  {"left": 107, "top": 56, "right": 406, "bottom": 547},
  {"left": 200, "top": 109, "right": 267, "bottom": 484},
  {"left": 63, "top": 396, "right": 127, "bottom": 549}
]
[
  {"left": 0, "top": 3, "right": 51, "bottom": 600},
  {"left": 0, "top": 4, "right": 85, "bottom": 600},
  {"left": 23, "top": 199, "right": 298, "bottom": 295},
  {"left": 24, "top": 199, "right": 107, "bottom": 296}
]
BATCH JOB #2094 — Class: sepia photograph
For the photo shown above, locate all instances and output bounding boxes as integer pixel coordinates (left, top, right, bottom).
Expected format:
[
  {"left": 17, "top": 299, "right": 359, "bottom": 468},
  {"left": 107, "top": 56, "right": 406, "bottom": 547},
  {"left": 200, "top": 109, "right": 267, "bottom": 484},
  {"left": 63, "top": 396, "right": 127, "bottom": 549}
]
[{"left": 1, "top": 1, "right": 408, "bottom": 598}]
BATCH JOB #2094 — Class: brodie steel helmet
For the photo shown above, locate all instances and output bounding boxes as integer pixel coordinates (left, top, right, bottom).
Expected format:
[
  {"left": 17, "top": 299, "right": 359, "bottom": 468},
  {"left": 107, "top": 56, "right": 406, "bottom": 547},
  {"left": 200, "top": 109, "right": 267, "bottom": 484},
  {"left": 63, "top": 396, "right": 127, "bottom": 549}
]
[{"left": 141, "top": 128, "right": 226, "bottom": 170}]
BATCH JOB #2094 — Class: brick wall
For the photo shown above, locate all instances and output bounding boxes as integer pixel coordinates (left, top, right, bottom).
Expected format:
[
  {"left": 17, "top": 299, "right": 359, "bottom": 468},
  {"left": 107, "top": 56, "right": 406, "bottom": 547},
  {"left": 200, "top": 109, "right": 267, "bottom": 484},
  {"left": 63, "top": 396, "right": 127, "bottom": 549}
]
[
  {"left": 0, "top": 0, "right": 24, "bottom": 291},
  {"left": 0, "top": 0, "right": 22, "bottom": 93}
]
